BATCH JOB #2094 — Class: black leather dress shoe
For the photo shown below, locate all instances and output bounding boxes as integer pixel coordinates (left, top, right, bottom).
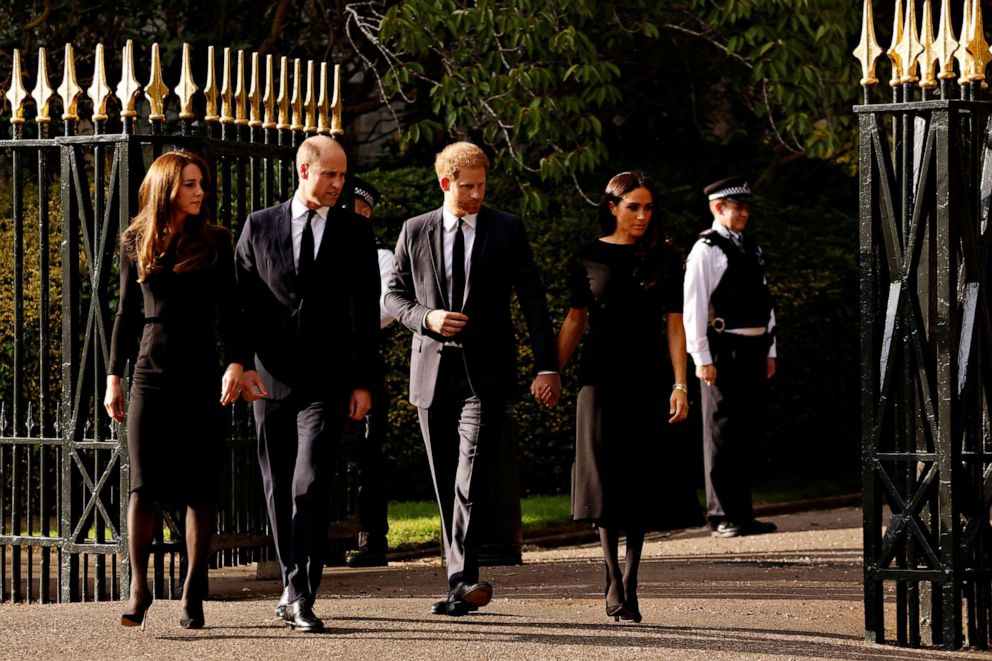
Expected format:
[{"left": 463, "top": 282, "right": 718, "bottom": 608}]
[
  {"left": 430, "top": 581, "right": 492, "bottom": 616},
  {"left": 274, "top": 587, "right": 290, "bottom": 619},
  {"left": 283, "top": 597, "right": 324, "bottom": 633},
  {"left": 345, "top": 546, "right": 388, "bottom": 568}
]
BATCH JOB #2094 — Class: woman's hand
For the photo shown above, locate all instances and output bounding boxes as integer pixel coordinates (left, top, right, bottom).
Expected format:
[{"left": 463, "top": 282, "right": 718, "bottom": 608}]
[
  {"left": 220, "top": 363, "right": 244, "bottom": 405},
  {"left": 104, "top": 375, "right": 125, "bottom": 423},
  {"left": 668, "top": 388, "right": 689, "bottom": 424}
]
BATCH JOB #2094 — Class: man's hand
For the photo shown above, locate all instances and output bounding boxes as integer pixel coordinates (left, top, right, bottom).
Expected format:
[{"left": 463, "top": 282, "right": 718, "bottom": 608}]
[
  {"left": 669, "top": 389, "right": 689, "bottom": 423},
  {"left": 104, "top": 375, "right": 125, "bottom": 423},
  {"left": 220, "top": 363, "right": 244, "bottom": 405},
  {"left": 240, "top": 370, "right": 269, "bottom": 402},
  {"left": 530, "top": 373, "right": 561, "bottom": 408},
  {"left": 426, "top": 309, "right": 469, "bottom": 337},
  {"left": 349, "top": 388, "right": 372, "bottom": 421},
  {"left": 767, "top": 357, "right": 776, "bottom": 379},
  {"left": 696, "top": 363, "right": 717, "bottom": 387}
]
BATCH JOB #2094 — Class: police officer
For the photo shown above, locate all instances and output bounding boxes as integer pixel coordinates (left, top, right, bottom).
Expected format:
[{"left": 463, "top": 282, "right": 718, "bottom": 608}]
[
  {"left": 683, "top": 176, "right": 777, "bottom": 538},
  {"left": 346, "top": 176, "right": 393, "bottom": 566}
]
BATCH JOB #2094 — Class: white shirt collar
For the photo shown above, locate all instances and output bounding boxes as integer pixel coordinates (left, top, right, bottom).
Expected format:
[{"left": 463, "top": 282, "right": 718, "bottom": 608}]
[
  {"left": 711, "top": 220, "right": 741, "bottom": 242},
  {"left": 442, "top": 207, "right": 478, "bottom": 231},
  {"left": 292, "top": 192, "right": 328, "bottom": 222}
]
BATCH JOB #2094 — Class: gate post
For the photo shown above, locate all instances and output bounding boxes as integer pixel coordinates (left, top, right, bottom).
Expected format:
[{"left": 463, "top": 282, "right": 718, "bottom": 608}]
[{"left": 855, "top": 0, "right": 991, "bottom": 649}]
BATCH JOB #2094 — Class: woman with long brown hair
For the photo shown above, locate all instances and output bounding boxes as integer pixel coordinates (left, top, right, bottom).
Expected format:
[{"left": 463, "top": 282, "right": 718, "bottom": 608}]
[
  {"left": 105, "top": 151, "right": 244, "bottom": 629},
  {"left": 553, "top": 170, "right": 701, "bottom": 623}
]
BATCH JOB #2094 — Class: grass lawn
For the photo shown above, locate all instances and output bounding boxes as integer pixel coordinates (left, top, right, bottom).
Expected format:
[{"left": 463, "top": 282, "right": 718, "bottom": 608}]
[{"left": 385, "top": 473, "right": 859, "bottom": 551}]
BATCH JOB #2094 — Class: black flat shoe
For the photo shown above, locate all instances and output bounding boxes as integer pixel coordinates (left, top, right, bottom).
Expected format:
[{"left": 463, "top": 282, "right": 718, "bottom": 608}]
[
  {"left": 346, "top": 545, "right": 388, "bottom": 568},
  {"left": 179, "top": 600, "right": 205, "bottom": 629},
  {"left": 120, "top": 594, "right": 153, "bottom": 630}
]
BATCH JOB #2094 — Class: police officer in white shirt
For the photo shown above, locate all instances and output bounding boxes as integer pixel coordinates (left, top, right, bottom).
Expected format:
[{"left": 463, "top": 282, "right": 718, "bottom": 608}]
[
  {"left": 346, "top": 176, "right": 393, "bottom": 566},
  {"left": 683, "top": 176, "right": 777, "bottom": 539}
]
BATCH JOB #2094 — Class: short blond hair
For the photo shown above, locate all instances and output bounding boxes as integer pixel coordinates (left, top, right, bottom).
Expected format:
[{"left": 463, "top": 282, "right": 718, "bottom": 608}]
[{"left": 434, "top": 142, "right": 490, "bottom": 181}]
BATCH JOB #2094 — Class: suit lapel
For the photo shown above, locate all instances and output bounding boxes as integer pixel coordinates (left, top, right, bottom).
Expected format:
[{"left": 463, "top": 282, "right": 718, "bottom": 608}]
[
  {"left": 427, "top": 209, "right": 449, "bottom": 309},
  {"left": 277, "top": 201, "right": 297, "bottom": 291},
  {"left": 463, "top": 207, "right": 491, "bottom": 306}
]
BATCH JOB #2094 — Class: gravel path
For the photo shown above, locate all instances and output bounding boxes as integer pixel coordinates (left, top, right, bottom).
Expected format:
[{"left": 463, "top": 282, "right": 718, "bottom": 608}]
[{"left": 0, "top": 507, "right": 985, "bottom": 659}]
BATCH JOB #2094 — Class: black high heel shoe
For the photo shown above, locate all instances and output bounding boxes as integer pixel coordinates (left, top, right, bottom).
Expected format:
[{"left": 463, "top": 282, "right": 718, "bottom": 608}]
[
  {"left": 179, "top": 599, "right": 205, "bottom": 629},
  {"left": 620, "top": 595, "right": 642, "bottom": 623},
  {"left": 606, "top": 602, "right": 632, "bottom": 621},
  {"left": 120, "top": 593, "right": 153, "bottom": 630}
]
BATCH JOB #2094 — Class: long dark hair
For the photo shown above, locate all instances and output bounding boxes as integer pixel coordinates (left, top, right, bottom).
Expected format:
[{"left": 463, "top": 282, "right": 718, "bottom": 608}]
[
  {"left": 598, "top": 170, "right": 679, "bottom": 289},
  {"left": 122, "top": 150, "right": 227, "bottom": 281}
]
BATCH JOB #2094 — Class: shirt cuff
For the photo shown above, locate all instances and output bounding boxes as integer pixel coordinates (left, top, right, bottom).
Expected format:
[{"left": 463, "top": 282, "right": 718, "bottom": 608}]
[{"left": 690, "top": 351, "right": 713, "bottom": 367}]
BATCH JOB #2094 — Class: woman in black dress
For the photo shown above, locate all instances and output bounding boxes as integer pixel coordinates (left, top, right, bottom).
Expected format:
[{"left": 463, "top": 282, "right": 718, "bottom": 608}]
[
  {"left": 554, "top": 171, "right": 697, "bottom": 623},
  {"left": 104, "top": 151, "right": 244, "bottom": 629}
]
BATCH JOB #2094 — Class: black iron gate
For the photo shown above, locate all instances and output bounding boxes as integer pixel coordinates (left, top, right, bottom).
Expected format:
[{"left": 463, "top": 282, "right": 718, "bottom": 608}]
[
  {"left": 855, "top": 0, "right": 992, "bottom": 650},
  {"left": 0, "top": 40, "right": 354, "bottom": 603}
]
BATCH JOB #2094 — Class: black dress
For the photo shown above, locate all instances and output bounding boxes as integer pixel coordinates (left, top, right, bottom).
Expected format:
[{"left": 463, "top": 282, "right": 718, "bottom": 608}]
[
  {"left": 108, "top": 229, "right": 241, "bottom": 505},
  {"left": 569, "top": 240, "right": 703, "bottom": 530}
]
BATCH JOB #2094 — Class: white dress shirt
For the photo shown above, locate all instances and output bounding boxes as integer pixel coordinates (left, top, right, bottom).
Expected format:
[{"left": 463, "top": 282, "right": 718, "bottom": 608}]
[
  {"left": 378, "top": 247, "right": 396, "bottom": 329},
  {"left": 441, "top": 207, "right": 477, "bottom": 309},
  {"left": 290, "top": 193, "right": 328, "bottom": 271},
  {"left": 683, "top": 220, "right": 777, "bottom": 366}
]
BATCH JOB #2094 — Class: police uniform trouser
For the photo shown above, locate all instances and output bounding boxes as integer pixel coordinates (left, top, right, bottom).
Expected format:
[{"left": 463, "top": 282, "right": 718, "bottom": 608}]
[{"left": 701, "top": 331, "right": 770, "bottom": 526}]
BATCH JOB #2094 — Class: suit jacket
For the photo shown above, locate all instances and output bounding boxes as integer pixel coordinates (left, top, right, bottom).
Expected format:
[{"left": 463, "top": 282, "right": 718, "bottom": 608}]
[
  {"left": 235, "top": 199, "right": 381, "bottom": 400},
  {"left": 385, "top": 205, "right": 557, "bottom": 408}
]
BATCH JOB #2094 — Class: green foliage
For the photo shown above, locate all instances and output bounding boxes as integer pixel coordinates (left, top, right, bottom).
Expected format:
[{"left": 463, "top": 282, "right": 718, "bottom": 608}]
[{"left": 378, "top": 0, "right": 621, "bottom": 194}]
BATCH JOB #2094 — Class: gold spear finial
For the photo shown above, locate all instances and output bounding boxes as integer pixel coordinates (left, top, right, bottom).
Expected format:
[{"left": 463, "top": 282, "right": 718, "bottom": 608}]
[
  {"left": 262, "top": 54, "right": 276, "bottom": 129},
  {"left": 330, "top": 63, "right": 343, "bottom": 137},
  {"left": 918, "top": 1, "right": 939, "bottom": 88},
  {"left": 853, "top": 0, "right": 884, "bottom": 87},
  {"left": 956, "top": 0, "right": 976, "bottom": 81},
  {"left": 896, "top": 0, "right": 924, "bottom": 83},
  {"left": 32, "top": 47, "right": 54, "bottom": 124},
  {"left": 967, "top": 0, "right": 992, "bottom": 82},
  {"left": 303, "top": 60, "right": 317, "bottom": 133},
  {"left": 57, "top": 43, "right": 82, "bottom": 121},
  {"left": 887, "top": 0, "right": 905, "bottom": 86},
  {"left": 935, "top": 0, "right": 960, "bottom": 80},
  {"left": 87, "top": 43, "right": 112, "bottom": 121},
  {"left": 290, "top": 58, "right": 304, "bottom": 131},
  {"left": 317, "top": 62, "right": 330, "bottom": 134},
  {"left": 248, "top": 52, "right": 262, "bottom": 128},
  {"left": 174, "top": 42, "right": 199, "bottom": 119},
  {"left": 116, "top": 40, "right": 141, "bottom": 118},
  {"left": 204, "top": 46, "right": 219, "bottom": 122},
  {"left": 234, "top": 49, "right": 248, "bottom": 126},
  {"left": 276, "top": 56, "right": 290, "bottom": 130},
  {"left": 5, "top": 49, "right": 29, "bottom": 125},
  {"left": 145, "top": 43, "right": 169, "bottom": 122},
  {"left": 220, "top": 47, "right": 235, "bottom": 124}
]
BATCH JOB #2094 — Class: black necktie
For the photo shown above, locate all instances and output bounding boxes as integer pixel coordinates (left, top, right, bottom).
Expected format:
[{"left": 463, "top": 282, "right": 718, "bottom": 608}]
[
  {"left": 451, "top": 218, "right": 465, "bottom": 312},
  {"left": 299, "top": 209, "right": 316, "bottom": 292}
]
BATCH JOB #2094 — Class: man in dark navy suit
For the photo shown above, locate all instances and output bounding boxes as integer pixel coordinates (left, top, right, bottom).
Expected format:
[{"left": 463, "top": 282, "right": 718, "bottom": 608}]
[
  {"left": 236, "top": 136, "right": 380, "bottom": 632},
  {"left": 385, "top": 142, "right": 560, "bottom": 616}
]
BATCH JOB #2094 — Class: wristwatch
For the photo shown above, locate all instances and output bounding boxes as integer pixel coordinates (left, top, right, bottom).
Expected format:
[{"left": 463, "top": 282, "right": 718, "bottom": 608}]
[{"left": 672, "top": 383, "right": 688, "bottom": 392}]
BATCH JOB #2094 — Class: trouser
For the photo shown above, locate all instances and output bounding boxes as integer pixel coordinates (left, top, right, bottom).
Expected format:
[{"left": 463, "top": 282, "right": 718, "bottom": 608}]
[
  {"left": 355, "top": 383, "right": 390, "bottom": 544},
  {"left": 255, "top": 392, "right": 345, "bottom": 603},
  {"left": 417, "top": 348, "right": 504, "bottom": 587},
  {"left": 701, "top": 332, "right": 770, "bottom": 526}
]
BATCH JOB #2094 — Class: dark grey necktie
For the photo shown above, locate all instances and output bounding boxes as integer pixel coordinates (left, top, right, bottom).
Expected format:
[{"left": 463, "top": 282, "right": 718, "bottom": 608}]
[
  {"left": 299, "top": 209, "right": 317, "bottom": 291},
  {"left": 451, "top": 218, "right": 465, "bottom": 312}
]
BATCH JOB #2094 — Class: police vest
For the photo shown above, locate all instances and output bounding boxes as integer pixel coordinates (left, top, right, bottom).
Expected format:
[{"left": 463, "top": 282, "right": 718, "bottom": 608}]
[{"left": 699, "top": 229, "right": 772, "bottom": 330}]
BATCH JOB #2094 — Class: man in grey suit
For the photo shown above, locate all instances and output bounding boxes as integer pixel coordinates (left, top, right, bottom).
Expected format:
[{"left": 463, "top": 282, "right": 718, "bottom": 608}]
[{"left": 385, "top": 142, "right": 560, "bottom": 615}]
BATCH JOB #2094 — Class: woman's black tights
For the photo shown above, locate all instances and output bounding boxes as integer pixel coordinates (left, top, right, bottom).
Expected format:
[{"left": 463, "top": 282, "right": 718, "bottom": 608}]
[{"left": 599, "top": 526, "right": 645, "bottom": 606}]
